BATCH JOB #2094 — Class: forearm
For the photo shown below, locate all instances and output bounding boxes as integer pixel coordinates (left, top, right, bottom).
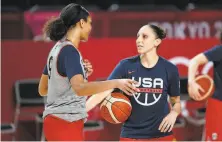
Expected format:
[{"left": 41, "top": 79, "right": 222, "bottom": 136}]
[
  {"left": 86, "top": 89, "right": 113, "bottom": 112},
  {"left": 73, "top": 80, "right": 117, "bottom": 96},
  {"left": 171, "top": 102, "right": 181, "bottom": 116},
  {"left": 188, "top": 59, "right": 200, "bottom": 83},
  {"left": 188, "top": 53, "right": 208, "bottom": 83},
  {"left": 170, "top": 96, "right": 181, "bottom": 116}
]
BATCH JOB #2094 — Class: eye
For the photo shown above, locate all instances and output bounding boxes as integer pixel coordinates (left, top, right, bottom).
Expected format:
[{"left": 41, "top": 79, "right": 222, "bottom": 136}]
[{"left": 143, "top": 34, "right": 148, "bottom": 39}]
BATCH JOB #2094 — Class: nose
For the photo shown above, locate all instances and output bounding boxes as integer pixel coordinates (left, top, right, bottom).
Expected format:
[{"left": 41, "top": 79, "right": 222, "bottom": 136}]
[{"left": 136, "top": 35, "right": 142, "bottom": 44}]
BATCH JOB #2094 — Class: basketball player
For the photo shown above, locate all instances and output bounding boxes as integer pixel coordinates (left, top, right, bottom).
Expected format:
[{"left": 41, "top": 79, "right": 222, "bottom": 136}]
[
  {"left": 86, "top": 24, "right": 181, "bottom": 141},
  {"left": 38, "top": 3, "right": 138, "bottom": 141},
  {"left": 188, "top": 32, "right": 222, "bottom": 141}
]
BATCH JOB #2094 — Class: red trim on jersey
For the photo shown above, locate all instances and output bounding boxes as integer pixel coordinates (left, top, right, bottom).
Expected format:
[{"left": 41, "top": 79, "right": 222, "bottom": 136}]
[
  {"left": 43, "top": 114, "right": 84, "bottom": 141},
  {"left": 138, "top": 88, "right": 163, "bottom": 93}
]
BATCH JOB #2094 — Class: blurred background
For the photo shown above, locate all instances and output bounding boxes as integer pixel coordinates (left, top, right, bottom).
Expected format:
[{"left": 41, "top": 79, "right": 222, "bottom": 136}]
[{"left": 1, "top": 0, "right": 222, "bottom": 141}]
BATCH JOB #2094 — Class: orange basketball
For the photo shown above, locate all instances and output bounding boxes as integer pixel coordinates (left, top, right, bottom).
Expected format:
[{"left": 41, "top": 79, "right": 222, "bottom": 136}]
[
  {"left": 100, "top": 92, "right": 132, "bottom": 124},
  {"left": 195, "top": 74, "right": 215, "bottom": 101}
]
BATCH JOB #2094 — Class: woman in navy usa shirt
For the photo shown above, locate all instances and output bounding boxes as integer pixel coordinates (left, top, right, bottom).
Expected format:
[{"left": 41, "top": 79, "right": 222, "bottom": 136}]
[{"left": 86, "top": 24, "right": 181, "bottom": 141}]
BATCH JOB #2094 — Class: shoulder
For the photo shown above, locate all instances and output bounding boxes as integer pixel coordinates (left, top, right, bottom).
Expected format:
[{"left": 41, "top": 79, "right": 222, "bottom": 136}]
[
  {"left": 119, "top": 55, "right": 140, "bottom": 65},
  {"left": 204, "top": 45, "right": 222, "bottom": 54},
  {"left": 59, "top": 45, "right": 80, "bottom": 57},
  {"left": 60, "top": 44, "right": 78, "bottom": 53},
  {"left": 160, "top": 57, "right": 178, "bottom": 72}
]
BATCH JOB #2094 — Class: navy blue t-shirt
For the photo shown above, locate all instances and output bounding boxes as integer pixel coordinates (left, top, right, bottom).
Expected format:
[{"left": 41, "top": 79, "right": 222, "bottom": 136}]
[
  {"left": 43, "top": 45, "right": 84, "bottom": 80},
  {"left": 108, "top": 56, "right": 180, "bottom": 139},
  {"left": 204, "top": 45, "right": 222, "bottom": 101}
]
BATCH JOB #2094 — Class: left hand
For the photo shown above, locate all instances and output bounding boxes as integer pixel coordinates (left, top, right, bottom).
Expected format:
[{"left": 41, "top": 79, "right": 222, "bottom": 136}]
[
  {"left": 83, "top": 59, "right": 93, "bottom": 77},
  {"left": 159, "top": 110, "right": 178, "bottom": 133}
]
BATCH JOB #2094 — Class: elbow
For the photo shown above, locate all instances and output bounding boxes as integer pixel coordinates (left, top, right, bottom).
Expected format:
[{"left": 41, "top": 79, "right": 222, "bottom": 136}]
[
  {"left": 189, "top": 58, "right": 198, "bottom": 67},
  {"left": 72, "top": 86, "right": 86, "bottom": 96},
  {"left": 39, "top": 91, "right": 47, "bottom": 96},
  {"left": 38, "top": 87, "right": 48, "bottom": 96},
  {"left": 71, "top": 82, "right": 92, "bottom": 96},
  {"left": 190, "top": 53, "right": 206, "bottom": 67},
  {"left": 74, "top": 89, "right": 84, "bottom": 96}
]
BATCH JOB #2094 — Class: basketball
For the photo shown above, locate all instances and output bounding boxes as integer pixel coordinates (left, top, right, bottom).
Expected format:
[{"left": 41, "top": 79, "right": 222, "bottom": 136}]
[
  {"left": 100, "top": 92, "right": 132, "bottom": 124},
  {"left": 195, "top": 74, "right": 215, "bottom": 101}
]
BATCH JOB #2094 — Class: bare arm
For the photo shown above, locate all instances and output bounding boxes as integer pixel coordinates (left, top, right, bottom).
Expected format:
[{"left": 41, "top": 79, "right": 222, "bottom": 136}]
[
  {"left": 86, "top": 89, "right": 113, "bottom": 112},
  {"left": 170, "top": 96, "right": 181, "bottom": 116},
  {"left": 188, "top": 53, "right": 209, "bottom": 100},
  {"left": 188, "top": 53, "right": 209, "bottom": 83},
  {"left": 159, "top": 96, "right": 181, "bottom": 133},
  {"left": 38, "top": 74, "right": 48, "bottom": 96},
  {"left": 70, "top": 74, "right": 137, "bottom": 96}
]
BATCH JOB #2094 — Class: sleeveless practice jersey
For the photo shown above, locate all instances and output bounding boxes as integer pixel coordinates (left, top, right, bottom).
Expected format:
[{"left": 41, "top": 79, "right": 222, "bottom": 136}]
[
  {"left": 42, "top": 40, "right": 87, "bottom": 122},
  {"left": 108, "top": 56, "right": 180, "bottom": 139}
]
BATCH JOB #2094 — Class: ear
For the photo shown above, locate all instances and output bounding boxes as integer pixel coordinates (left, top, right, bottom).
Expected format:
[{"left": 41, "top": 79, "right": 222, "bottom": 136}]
[
  {"left": 79, "top": 19, "right": 85, "bottom": 28},
  {"left": 154, "top": 39, "right": 162, "bottom": 47}
]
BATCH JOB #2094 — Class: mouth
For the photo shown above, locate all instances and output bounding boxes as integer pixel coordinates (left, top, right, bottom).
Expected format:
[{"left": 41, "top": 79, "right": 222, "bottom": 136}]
[{"left": 137, "top": 45, "right": 143, "bottom": 49}]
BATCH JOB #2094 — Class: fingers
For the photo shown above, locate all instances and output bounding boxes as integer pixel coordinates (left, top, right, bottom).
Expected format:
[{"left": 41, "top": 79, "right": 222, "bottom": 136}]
[
  {"left": 121, "top": 87, "right": 133, "bottom": 96},
  {"left": 86, "top": 69, "right": 93, "bottom": 76},
  {"left": 159, "top": 118, "right": 173, "bottom": 133},
  {"left": 163, "top": 123, "right": 171, "bottom": 133},
  {"left": 168, "top": 123, "right": 174, "bottom": 132},
  {"left": 122, "top": 82, "right": 137, "bottom": 96},
  {"left": 117, "top": 79, "right": 140, "bottom": 96},
  {"left": 192, "top": 92, "right": 200, "bottom": 100},
  {"left": 88, "top": 68, "right": 93, "bottom": 73},
  {"left": 193, "top": 90, "right": 202, "bottom": 100},
  {"left": 85, "top": 66, "right": 93, "bottom": 72},
  {"left": 83, "top": 59, "right": 92, "bottom": 68},
  {"left": 83, "top": 60, "right": 93, "bottom": 76},
  {"left": 198, "top": 84, "right": 205, "bottom": 93},
  {"left": 189, "top": 85, "right": 202, "bottom": 101},
  {"left": 159, "top": 118, "right": 167, "bottom": 131},
  {"left": 125, "top": 83, "right": 137, "bottom": 95},
  {"left": 84, "top": 63, "right": 92, "bottom": 69},
  {"left": 128, "top": 80, "right": 140, "bottom": 92},
  {"left": 189, "top": 81, "right": 206, "bottom": 101},
  {"left": 129, "top": 80, "right": 139, "bottom": 84}
]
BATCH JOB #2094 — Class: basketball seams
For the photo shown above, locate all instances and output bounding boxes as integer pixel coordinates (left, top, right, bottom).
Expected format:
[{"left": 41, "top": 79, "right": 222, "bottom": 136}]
[
  {"left": 100, "top": 98, "right": 121, "bottom": 123},
  {"left": 107, "top": 97, "right": 131, "bottom": 107},
  {"left": 100, "top": 93, "right": 132, "bottom": 124},
  {"left": 100, "top": 99, "right": 108, "bottom": 108},
  {"left": 105, "top": 98, "right": 131, "bottom": 117},
  {"left": 100, "top": 106, "right": 117, "bottom": 124},
  {"left": 195, "top": 74, "right": 214, "bottom": 100},
  {"left": 105, "top": 101, "right": 121, "bottom": 123}
]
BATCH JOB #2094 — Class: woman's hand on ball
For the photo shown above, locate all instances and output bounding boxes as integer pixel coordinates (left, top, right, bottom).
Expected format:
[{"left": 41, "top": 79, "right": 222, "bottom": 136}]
[{"left": 188, "top": 80, "right": 205, "bottom": 101}]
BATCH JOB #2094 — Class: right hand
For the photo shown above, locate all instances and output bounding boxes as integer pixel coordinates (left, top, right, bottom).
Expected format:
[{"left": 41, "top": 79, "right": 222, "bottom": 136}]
[
  {"left": 115, "top": 79, "right": 140, "bottom": 96},
  {"left": 188, "top": 80, "right": 205, "bottom": 101}
]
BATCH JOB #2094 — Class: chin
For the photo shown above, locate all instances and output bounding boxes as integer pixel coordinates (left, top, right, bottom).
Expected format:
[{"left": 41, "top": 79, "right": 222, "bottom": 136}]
[
  {"left": 137, "top": 49, "right": 145, "bottom": 54},
  {"left": 81, "top": 38, "right": 88, "bottom": 42}
]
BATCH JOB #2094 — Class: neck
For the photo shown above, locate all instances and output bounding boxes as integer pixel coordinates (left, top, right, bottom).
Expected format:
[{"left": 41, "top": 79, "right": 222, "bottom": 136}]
[
  {"left": 66, "top": 28, "right": 81, "bottom": 48},
  {"left": 140, "top": 49, "right": 159, "bottom": 68}
]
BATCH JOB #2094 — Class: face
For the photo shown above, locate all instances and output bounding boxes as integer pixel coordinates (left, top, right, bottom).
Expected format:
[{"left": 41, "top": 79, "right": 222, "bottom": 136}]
[
  {"left": 80, "top": 16, "right": 92, "bottom": 42},
  {"left": 136, "top": 25, "right": 161, "bottom": 54}
]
